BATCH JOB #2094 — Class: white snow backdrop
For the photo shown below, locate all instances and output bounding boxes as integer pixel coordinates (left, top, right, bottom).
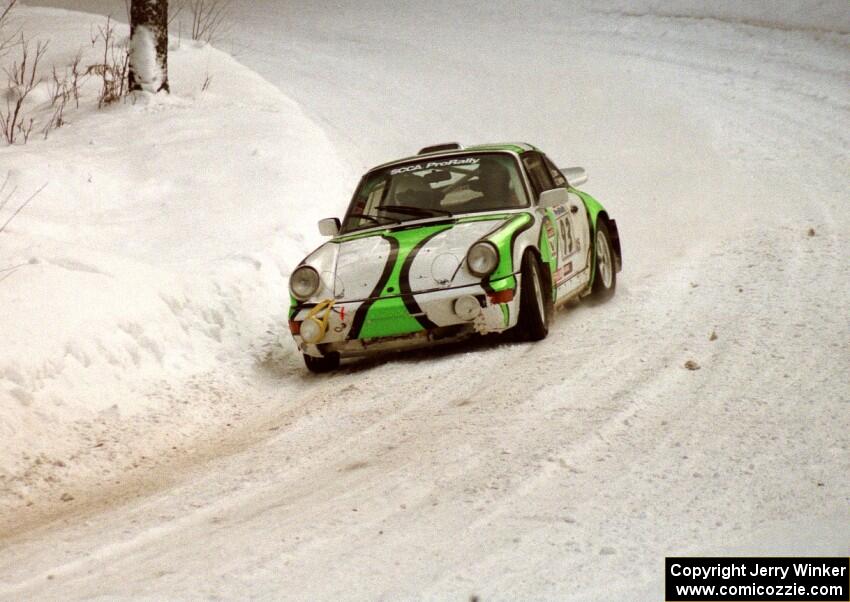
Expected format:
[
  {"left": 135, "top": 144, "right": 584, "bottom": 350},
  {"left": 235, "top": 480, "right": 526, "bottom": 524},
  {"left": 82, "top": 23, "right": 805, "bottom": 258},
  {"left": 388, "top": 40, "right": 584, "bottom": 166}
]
[{"left": 0, "top": 1, "right": 847, "bottom": 599}]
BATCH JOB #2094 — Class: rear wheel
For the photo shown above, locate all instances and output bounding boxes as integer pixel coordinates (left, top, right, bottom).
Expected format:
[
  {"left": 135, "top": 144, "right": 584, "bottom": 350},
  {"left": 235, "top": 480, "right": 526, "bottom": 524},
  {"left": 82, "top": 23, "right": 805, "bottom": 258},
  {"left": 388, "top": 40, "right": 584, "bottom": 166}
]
[
  {"left": 518, "top": 252, "right": 552, "bottom": 341},
  {"left": 303, "top": 352, "right": 340, "bottom": 373},
  {"left": 589, "top": 219, "right": 616, "bottom": 302}
]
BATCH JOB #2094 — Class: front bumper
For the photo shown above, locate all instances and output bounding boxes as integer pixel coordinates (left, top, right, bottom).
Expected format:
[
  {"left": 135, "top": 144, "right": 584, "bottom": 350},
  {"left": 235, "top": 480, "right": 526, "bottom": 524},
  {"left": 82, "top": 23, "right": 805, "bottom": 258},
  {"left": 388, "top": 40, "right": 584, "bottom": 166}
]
[{"left": 289, "top": 277, "right": 520, "bottom": 358}]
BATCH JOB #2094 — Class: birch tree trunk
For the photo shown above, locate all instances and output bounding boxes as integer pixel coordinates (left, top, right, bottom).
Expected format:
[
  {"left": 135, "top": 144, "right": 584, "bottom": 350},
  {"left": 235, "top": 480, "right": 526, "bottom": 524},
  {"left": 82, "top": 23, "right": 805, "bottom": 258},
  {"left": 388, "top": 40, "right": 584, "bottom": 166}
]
[{"left": 128, "top": 0, "right": 169, "bottom": 93}]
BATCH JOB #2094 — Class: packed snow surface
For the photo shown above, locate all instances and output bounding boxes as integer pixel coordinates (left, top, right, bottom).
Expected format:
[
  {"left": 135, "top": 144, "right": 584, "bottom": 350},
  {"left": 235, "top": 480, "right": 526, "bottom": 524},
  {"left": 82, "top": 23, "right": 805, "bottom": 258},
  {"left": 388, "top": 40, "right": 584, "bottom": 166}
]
[{"left": 1, "top": 1, "right": 848, "bottom": 600}]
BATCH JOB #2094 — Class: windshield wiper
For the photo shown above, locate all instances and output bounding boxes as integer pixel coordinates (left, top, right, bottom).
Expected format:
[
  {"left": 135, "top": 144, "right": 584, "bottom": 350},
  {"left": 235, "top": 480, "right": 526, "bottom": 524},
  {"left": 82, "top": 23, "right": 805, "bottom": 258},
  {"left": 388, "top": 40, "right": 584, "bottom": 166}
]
[
  {"left": 346, "top": 212, "right": 400, "bottom": 227},
  {"left": 376, "top": 204, "right": 454, "bottom": 218}
]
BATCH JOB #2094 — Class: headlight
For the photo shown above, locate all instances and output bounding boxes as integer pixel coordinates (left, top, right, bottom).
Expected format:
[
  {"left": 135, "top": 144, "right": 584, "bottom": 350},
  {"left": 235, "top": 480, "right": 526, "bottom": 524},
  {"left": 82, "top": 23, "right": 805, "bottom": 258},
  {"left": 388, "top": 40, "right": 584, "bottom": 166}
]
[
  {"left": 290, "top": 266, "right": 320, "bottom": 300},
  {"left": 466, "top": 241, "right": 499, "bottom": 277}
]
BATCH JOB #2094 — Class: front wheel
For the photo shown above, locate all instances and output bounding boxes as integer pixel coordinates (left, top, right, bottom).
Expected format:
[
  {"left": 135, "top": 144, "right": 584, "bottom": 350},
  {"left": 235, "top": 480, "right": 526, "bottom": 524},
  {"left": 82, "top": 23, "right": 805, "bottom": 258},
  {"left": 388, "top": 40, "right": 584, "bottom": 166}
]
[
  {"left": 303, "top": 352, "right": 340, "bottom": 373},
  {"left": 589, "top": 219, "right": 617, "bottom": 302},
  {"left": 518, "top": 252, "right": 552, "bottom": 341}
]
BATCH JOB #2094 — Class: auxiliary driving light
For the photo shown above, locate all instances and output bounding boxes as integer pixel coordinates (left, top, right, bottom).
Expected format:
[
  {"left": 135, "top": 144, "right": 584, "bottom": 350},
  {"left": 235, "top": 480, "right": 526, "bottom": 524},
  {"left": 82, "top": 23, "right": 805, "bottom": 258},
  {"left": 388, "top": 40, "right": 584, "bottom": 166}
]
[
  {"left": 299, "top": 316, "right": 325, "bottom": 344},
  {"left": 454, "top": 295, "right": 481, "bottom": 321}
]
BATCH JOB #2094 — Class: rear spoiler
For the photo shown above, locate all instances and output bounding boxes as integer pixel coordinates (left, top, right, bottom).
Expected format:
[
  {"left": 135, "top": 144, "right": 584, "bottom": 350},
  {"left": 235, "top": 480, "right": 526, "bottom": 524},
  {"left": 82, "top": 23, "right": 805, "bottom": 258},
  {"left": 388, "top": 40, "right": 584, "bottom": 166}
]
[
  {"left": 418, "top": 142, "right": 463, "bottom": 155},
  {"left": 561, "top": 166, "right": 587, "bottom": 187}
]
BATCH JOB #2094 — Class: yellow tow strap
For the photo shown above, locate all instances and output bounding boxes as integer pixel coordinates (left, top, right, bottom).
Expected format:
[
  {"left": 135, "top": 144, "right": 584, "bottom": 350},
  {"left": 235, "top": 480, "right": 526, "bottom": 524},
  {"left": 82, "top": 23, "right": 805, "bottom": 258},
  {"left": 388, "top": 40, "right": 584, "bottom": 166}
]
[{"left": 302, "top": 299, "right": 335, "bottom": 343}]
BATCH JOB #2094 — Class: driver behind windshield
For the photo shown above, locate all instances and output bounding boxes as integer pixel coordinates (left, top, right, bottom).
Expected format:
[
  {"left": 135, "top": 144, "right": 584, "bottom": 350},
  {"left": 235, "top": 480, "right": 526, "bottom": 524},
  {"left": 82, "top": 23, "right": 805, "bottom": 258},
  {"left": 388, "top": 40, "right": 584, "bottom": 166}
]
[
  {"left": 392, "top": 173, "right": 442, "bottom": 210},
  {"left": 476, "top": 157, "right": 522, "bottom": 207}
]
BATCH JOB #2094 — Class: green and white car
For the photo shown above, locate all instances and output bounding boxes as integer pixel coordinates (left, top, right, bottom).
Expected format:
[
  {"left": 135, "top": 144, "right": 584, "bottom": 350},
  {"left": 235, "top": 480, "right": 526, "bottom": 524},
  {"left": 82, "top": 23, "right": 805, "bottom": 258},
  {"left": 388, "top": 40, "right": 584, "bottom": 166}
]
[{"left": 288, "top": 142, "right": 622, "bottom": 372}]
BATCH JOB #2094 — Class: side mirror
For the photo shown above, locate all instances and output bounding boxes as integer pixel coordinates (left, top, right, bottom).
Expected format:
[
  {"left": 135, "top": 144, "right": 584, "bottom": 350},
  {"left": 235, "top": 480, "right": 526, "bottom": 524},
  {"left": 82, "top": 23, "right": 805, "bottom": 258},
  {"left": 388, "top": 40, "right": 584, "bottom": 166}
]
[
  {"left": 561, "top": 166, "right": 588, "bottom": 187},
  {"left": 318, "top": 217, "right": 340, "bottom": 237},
  {"left": 538, "top": 187, "right": 569, "bottom": 208}
]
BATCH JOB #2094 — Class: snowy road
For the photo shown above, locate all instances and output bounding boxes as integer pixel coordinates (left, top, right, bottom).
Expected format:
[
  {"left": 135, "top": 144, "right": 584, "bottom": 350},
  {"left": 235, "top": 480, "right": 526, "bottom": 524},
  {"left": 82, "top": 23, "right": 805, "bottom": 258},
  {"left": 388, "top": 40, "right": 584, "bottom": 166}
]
[{"left": 2, "top": 1, "right": 849, "bottom": 599}]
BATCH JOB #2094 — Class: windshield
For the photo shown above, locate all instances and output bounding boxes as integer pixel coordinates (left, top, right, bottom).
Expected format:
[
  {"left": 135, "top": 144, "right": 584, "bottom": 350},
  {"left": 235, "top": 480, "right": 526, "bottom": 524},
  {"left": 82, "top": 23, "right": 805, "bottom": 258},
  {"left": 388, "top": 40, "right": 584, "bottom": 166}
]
[{"left": 341, "top": 153, "right": 529, "bottom": 233}]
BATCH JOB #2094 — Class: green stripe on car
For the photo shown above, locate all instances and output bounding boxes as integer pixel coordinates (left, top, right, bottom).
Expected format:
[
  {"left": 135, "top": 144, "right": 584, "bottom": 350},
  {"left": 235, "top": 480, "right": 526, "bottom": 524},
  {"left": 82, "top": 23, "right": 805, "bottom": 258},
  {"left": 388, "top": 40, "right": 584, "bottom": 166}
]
[{"left": 358, "top": 224, "right": 453, "bottom": 339}]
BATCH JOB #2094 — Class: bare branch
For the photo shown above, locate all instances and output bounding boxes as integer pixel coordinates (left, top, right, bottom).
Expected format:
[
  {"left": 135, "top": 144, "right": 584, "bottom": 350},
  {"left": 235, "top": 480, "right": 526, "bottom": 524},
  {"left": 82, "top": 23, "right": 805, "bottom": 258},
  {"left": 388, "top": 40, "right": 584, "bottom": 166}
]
[
  {"left": 188, "top": 0, "right": 231, "bottom": 44},
  {"left": 169, "top": 0, "right": 186, "bottom": 27},
  {"left": 0, "top": 0, "right": 19, "bottom": 57},
  {"left": 1, "top": 35, "right": 48, "bottom": 144},
  {"left": 0, "top": 171, "right": 9, "bottom": 205},
  {"left": 0, "top": 267, "right": 20, "bottom": 284},
  {"left": 88, "top": 16, "right": 130, "bottom": 107},
  {"left": 0, "top": 172, "right": 16, "bottom": 213},
  {"left": 0, "top": 261, "right": 28, "bottom": 273},
  {"left": 0, "top": 0, "right": 16, "bottom": 24},
  {"left": 0, "top": 181, "right": 47, "bottom": 234},
  {"left": 0, "top": 182, "right": 18, "bottom": 213}
]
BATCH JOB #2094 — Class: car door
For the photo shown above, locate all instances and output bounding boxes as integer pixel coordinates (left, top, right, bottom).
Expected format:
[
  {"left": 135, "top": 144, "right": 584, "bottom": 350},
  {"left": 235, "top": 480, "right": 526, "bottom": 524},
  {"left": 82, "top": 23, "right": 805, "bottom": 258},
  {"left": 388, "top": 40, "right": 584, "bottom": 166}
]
[
  {"left": 523, "top": 152, "right": 580, "bottom": 300},
  {"left": 543, "top": 154, "right": 590, "bottom": 280}
]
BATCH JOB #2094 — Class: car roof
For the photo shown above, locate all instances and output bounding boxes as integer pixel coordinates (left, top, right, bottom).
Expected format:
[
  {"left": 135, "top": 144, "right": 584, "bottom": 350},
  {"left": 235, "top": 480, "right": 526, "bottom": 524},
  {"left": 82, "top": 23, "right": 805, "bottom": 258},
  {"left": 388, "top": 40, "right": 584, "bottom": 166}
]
[{"left": 366, "top": 142, "right": 539, "bottom": 173}]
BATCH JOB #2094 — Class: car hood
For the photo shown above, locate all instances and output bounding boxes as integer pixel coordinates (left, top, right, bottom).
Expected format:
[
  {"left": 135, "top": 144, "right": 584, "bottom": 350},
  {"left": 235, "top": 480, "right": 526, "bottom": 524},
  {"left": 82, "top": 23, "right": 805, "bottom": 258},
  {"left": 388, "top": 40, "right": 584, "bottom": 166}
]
[{"left": 301, "top": 216, "right": 516, "bottom": 303}]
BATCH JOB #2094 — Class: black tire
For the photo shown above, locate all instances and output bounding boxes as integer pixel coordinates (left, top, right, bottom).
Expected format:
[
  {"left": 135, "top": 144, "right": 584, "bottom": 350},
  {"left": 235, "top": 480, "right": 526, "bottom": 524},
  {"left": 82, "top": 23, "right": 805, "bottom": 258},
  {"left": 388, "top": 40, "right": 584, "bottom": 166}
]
[
  {"left": 518, "top": 251, "right": 552, "bottom": 341},
  {"left": 303, "top": 352, "right": 340, "bottom": 373},
  {"left": 589, "top": 219, "right": 617, "bottom": 302}
]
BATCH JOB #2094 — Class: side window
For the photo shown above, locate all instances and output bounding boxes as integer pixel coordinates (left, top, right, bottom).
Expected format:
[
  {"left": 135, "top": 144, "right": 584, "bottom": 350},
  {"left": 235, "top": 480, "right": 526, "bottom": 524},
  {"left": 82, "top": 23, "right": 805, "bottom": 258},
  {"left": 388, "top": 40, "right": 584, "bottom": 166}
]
[
  {"left": 543, "top": 155, "right": 568, "bottom": 189},
  {"left": 522, "top": 152, "right": 555, "bottom": 198}
]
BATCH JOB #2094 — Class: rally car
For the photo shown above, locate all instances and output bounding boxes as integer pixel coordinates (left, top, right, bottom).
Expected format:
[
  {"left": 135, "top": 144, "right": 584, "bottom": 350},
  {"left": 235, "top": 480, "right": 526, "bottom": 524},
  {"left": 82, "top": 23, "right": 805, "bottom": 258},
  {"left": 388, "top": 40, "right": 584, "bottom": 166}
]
[{"left": 288, "top": 142, "right": 621, "bottom": 372}]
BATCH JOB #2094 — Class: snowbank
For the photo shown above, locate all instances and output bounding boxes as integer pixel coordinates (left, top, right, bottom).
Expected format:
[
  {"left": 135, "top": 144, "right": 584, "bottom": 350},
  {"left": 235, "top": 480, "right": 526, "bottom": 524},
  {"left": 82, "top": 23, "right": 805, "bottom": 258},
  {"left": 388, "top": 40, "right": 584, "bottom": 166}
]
[{"left": 0, "top": 6, "right": 352, "bottom": 511}]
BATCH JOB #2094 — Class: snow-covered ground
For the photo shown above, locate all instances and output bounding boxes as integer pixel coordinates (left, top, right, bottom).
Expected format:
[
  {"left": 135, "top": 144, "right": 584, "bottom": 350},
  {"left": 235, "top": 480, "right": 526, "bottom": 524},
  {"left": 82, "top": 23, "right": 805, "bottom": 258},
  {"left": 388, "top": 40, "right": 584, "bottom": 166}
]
[
  {"left": 1, "top": 1, "right": 848, "bottom": 600},
  {"left": 0, "top": 5, "right": 352, "bottom": 523}
]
